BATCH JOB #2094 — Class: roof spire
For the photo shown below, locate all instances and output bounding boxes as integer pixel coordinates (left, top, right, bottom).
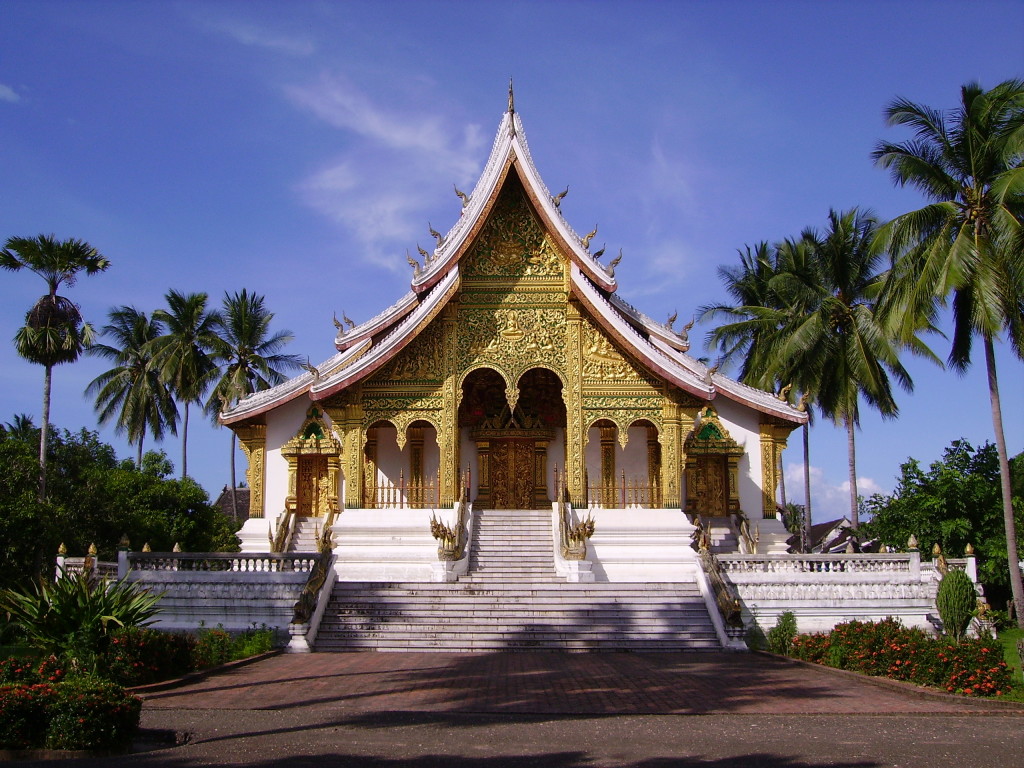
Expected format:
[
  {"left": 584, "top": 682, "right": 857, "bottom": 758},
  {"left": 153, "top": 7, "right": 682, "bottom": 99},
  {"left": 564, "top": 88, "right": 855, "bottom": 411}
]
[{"left": 508, "top": 78, "right": 515, "bottom": 114}]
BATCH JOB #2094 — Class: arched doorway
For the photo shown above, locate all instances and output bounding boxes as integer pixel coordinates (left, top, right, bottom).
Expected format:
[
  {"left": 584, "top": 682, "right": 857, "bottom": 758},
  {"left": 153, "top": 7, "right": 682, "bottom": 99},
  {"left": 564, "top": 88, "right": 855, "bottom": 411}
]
[
  {"left": 459, "top": 367, "right": 565, "bottom": 509},
  {"left": 684, "top": 406, "right": 744, "bottom": 517}
]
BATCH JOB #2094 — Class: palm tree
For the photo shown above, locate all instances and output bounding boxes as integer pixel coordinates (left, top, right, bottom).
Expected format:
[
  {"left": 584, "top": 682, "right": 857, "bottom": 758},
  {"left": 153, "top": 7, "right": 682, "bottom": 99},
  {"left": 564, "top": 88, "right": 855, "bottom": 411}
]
[
  {"left": 206, "top": 289, "right": 302, "bottom": 519},
  {"left": 782, "top": 209, "right": 937, "bottom": 528},
  {"left": 149, "top": 290, "right": 221, "bottom": 480},
  {"left": 873, "top": 79, "right": 1024, "bottom": 625},
  {"left": 86, "top": 307, "right": 178, "bottom": 467},
  {"left": 1, "top": 234, "right": 110, "bottom": 498},
  {"left": 1, "top": 414, "right": 38, "bottom": 442}
]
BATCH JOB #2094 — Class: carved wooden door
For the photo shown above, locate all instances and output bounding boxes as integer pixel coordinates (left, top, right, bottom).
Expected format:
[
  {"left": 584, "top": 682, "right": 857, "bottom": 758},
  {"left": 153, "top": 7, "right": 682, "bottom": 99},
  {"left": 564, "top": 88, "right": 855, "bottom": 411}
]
[
  {"left": 296, "top": 455, "right": 328, "bottom": 516},
  {"left": 693, "top": 456, "right": 728, "bottom": 517},
  {"left": 490, "top": 439, "right": 535, "bottom": 509}
]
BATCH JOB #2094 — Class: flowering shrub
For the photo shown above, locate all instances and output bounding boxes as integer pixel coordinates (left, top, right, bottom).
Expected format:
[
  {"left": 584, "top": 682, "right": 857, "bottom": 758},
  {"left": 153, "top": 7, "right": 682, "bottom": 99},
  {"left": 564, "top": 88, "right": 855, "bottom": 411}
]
[
  {"left": 0, "top": 678, "right": 140, "bottom": 751},
  {"left": 192, "top": 626, "right": 235, "bottom": 669},
  {"left": 788, "top": 618, "right": 1012, "bottom": 697},
  {"left": 100, "top": 627, "right": 195, "bottom": 686},
  {"left": 0, "top": 654, "right": 65, "bottom": 685},
  {"left": 0, "top": 683, "right": 54, "bottom": 749},
  {"left": 45, "top": 679, "right": 141, "bottom": 750}
]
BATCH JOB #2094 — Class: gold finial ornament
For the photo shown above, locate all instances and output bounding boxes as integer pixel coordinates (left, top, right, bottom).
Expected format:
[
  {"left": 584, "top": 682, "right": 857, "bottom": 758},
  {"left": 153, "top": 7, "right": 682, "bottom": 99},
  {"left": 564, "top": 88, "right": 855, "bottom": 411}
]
[
  {"left": 454, "top": 184, "right": 470, "bottom": 208},
  {"left": 907, "top": 534, "right": 918, "bottom": 550},
  {"left": 172, "top": 542, "right": 182, "bottom": 553},
  {"left": 777, "top": 384, "right": 792, "bottom": 401},
  {"left": 552, "top": 186, "right": 568, "bottom": 207},
  {"left": 88, "top": 542, "right": 97, "bottom": 556},
  {"left": 332, "top": 312, "right": 343, "bottom": 330},
  {"left": 142, "top": 542, "right": 152, "bottom": 552},
  {"left": 592, "top": 244, "right": 606, "bottom": 260},
  {"left": 508, "top": 77, "right": 514, "bottom": 113},
  {"left": 932, "top": 542, "right": 942, "bottom": 556},
  {"left": 300, "top": 358, "right": 320, "bottom": 381},
  {"left": 118, "top": 533, "right": 130, "bottom": 550},
  {"left": 417, "top": 244, "right": 431, "bottom": 260},
  {"left": 608, "top": 249, "right": 623, "bottom": 273},
  {"left": 965, "top": 543, "right": 975, "bottom": 556},
  {"left": 342, "top": 311, "right": 355, "bottom": 329},
  {"left": 666, "top": 310, "right": 678, "bottom": 329},
  {"left": 581, "top": 226, "right": 598, "bottom": 250},
  {"left": 58, "top": 542, "right": 67, "bottom": 555},
  {"left": 406, "top": 250, "right": 420, "bottom": 272}
]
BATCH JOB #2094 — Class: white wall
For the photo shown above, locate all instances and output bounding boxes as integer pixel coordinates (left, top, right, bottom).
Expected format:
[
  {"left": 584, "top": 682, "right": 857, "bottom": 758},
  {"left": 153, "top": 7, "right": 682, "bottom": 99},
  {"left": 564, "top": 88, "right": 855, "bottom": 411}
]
[
  {"left": 264, "top": 396, "right": 315, "bottom": 522},
  {"left": 706, "top": 398, "right": 763, "bottom": 519}
]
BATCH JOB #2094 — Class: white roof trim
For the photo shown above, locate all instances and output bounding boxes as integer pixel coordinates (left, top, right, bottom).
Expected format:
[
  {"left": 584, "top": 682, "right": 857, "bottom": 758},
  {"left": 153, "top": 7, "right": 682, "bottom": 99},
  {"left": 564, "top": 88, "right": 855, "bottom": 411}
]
[{"left": 412, "top": 110, "right": 615, "bottom": 292}]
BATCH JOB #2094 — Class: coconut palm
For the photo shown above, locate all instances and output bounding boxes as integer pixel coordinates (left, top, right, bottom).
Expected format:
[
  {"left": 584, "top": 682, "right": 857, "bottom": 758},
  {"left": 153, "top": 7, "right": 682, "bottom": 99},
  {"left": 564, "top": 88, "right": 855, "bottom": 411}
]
[
  {"left": 206, "top": 289, "right": 302, "bottom": 519},
  {"left": 1, "top": 234, "right": 110, "bottom": 498},
  {"left": 149, "top": 290, "right": 221, "bottom": 480},
  {"left": 873, "top": 79, "right": 1024, "bottom": 624},
  {"left": 782, "top": 208, "right": 938, "bottom": 528},
  {"left": 1, "top": 414, "right": 38, "bottom": 442},
  {"left": 86, "top": 307, "right": 178, "bottom": 467}
]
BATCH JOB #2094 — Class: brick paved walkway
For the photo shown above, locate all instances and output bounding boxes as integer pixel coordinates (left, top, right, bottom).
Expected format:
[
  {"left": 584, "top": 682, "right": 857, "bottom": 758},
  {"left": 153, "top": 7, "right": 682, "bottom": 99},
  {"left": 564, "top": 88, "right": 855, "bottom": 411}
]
[{"left": 138, "top": 652, "right": 1009, "bottom": 715}]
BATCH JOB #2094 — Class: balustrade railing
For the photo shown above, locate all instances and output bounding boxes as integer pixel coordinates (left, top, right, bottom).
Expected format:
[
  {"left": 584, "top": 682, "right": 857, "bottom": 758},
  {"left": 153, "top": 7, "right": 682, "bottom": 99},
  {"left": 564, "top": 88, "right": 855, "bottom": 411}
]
[
  {"left": 585, "top": 471, "right": 660, "bottom": 509},
  {"left": 365, "top": 469, "right": 441, "bottom": 509},
  {"left": 128, "top": 552, "right": 320, "bottom": 573},
  {"left": 718, "top": 553, "right": 916, "bottom": 575}
]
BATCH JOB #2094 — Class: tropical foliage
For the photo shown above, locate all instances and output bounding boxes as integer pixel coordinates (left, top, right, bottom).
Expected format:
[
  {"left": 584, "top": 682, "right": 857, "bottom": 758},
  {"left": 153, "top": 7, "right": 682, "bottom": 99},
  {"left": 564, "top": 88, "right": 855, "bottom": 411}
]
[
  {"left": 873, "top": 78, "right": 1024, "bottom": 626},
  {"left": 0, "top": 234, "right": 110, "bottom": 498},
  {"left": 87, "top": 307, "right": 178, "bottom": 467},
  {"left": 862, "top": 441, "right": 1024, "bottom": 608}
]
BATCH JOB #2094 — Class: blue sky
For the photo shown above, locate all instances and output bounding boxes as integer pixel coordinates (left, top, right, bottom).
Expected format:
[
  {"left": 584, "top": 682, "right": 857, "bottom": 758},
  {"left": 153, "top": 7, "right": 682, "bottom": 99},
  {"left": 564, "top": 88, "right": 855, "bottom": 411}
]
[{"left": 1, "top": 0, "right": 1022, "bottom": 522}]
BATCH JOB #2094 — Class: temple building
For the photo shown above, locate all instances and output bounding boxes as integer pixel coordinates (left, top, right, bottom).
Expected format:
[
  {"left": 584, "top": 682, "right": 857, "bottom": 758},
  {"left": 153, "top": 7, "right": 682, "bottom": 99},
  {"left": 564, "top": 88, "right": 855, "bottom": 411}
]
[{"left": 222, "top": 92, "right": 807, "bottom": 573}]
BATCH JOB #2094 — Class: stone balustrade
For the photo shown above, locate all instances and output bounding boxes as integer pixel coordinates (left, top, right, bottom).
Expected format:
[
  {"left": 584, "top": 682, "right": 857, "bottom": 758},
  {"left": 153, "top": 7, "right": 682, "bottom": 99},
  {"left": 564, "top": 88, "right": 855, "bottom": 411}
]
[{"left": 125, "top": 552, "right": 319, "bottom": 574}]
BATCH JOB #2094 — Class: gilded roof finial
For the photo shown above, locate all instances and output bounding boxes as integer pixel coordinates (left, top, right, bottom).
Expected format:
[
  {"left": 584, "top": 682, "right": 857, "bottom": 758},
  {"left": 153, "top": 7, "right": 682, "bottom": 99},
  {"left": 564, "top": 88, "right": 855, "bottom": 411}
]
[{"left": 508, "top": 78, "right": 515, "bottom": 114}]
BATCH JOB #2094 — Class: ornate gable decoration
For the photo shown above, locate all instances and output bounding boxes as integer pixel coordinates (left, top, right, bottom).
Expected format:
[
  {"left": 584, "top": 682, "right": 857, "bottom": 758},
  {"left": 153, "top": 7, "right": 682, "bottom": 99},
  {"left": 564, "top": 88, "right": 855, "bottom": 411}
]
[
  {"left": 685, "top": 406, "right": 744, "bottom": 456},
  {"left": 282, "top": 406, "right": 342, "bottom": 457}
]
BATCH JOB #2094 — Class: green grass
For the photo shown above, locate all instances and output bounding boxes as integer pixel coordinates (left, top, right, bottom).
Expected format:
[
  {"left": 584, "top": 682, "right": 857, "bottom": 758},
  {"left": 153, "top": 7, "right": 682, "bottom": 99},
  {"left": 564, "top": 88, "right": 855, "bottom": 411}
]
[{"left": 997, "top": 628, "right": 1024, "bottom": 702}]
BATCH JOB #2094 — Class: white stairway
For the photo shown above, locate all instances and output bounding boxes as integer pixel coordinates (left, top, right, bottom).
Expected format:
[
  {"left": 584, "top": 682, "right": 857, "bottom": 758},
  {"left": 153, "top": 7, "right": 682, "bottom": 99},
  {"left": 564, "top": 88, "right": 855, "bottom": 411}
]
[
  {"left": 287, "top": 517, "right": 323, "bottom": 553},
  {"left": 314, "top": 508, "right": 720, "bottom": 651}
]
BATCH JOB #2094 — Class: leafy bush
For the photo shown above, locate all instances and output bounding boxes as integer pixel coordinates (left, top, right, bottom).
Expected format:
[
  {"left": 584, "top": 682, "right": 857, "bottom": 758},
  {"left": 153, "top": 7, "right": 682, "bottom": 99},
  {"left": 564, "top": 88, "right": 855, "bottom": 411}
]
[
  {"left": 99, "top": 627, "right": 195, "bottom": 686},
  {"left": 44, "top": 679, "right": 141, "bottom": 751},
  {"left": 767, "top": 611, "right": 798, "bottom": 655},
  {"left": 0, "top": 569, "right": 162, "bottom": 673},
  {"left": 0, "top": 683, "right": 54, "bottom": 749},
  {"left": 0, "top": 654, "right": 66, "bottom": 685},
  {"left": 192, "top": 626, "right": 235, "bottom": 669},
  {"left": 788, "top": 618, "right": 1012, "bottom": 696},
  {"left": 937, "top": 568, "right": 977, "bottom": 642},
  {"left": 232, "top": 625, "right": 274, "bottom": 659}
]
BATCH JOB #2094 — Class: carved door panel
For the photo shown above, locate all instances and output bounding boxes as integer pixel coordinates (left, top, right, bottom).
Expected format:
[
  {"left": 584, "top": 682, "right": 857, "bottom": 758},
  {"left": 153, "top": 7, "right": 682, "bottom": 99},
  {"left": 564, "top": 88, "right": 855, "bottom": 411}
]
[
  {"left": 490, "top": 439, "right": 535, "bottom": 509},
  {"left": 296, "top": 455, "right": 328, "bottom": 516},
  {"left": 693, "top": 456, "right": 728, "bottom": 517}
]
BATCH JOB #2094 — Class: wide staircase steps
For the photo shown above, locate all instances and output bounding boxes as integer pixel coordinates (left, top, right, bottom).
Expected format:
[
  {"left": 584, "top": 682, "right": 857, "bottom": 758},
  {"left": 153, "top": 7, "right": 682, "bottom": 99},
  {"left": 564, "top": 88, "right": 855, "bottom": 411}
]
[{"left": 314, "top": 508, "right": 720, "bottom": 652}]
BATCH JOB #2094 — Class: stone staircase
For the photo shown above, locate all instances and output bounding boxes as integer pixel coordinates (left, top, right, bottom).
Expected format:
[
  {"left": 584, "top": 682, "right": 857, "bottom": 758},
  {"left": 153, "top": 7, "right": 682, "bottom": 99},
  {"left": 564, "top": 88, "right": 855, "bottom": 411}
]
[
  {"left": 314, "top": 508, "right": 721, "bottom": 651},
  {"left": 287, "top": 516, "right": 323, "bottom": 553}
]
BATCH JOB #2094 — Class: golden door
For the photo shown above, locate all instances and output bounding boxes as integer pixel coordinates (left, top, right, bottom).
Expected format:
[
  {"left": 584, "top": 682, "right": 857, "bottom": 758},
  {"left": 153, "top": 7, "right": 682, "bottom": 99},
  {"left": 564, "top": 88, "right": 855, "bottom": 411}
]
[
  {"left": 489, "top": 439, "right": 535, "bottom": 509},
  {"left": 692, "top": 455, "right": 729, "bottom": 517},
  {"left": 296, "top": 455, "right": 328, "bottom": 516}
]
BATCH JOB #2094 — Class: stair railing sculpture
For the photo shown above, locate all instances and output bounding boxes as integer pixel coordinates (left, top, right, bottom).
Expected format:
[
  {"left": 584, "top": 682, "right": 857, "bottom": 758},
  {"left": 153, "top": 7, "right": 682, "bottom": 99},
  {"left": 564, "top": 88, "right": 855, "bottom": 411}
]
[
  {"left": 270, "top": 509, "right": 294, "bottom": 553},
  {"left": 429, "top": 470, "right": 470, "bottom": 561},
  {"left": 733, "top": 510, "right": 759, "bottom": 554},
  {"left": 556, "top": 469, "right": 594, "bottom": 559},
  {"left": 692, "top": 517, "right": 744, "bottom": 631}
]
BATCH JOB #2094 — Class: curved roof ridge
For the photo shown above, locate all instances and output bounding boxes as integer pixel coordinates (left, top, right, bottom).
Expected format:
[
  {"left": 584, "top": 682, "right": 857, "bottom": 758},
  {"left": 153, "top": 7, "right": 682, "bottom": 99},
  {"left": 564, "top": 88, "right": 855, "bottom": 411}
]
[
  {"left": 335, "top": 289, "right": 417, "bottom": 350},
  {"left": 310, "top": 267, "right": 460, "bottom": 399},
  {"left": 412, "top": 106, "right": 616, "bottom": 293}
]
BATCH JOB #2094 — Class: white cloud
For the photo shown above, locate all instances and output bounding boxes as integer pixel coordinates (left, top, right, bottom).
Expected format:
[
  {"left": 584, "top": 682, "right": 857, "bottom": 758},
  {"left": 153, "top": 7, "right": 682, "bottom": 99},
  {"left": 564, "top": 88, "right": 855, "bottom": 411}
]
[
  {"left": 783, "top": 462, "right": 886, "bottom": 523},
  {"left": 287, "top": 74, "right": 485, "bottom": 269},
  {"left": 0, "top": 84, "right": 20, "bottom": 103},
  {"left": 198, "top": 16, "right": 316, "bottom": 56}
]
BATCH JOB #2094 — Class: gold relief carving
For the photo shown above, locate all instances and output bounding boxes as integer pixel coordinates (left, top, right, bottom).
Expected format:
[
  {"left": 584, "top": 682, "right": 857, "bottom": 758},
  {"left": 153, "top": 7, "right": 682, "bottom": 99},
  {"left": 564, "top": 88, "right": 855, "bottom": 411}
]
[
  {"left": 759, "top": 422, "right": 791, "bottom": 519},
  {"left": 580, "top": 318, "right": 648, "bottom": 382},
  {"left": 462, "top": 183, "right": 564, "bottom": 281},
  {"left": 459, "top": 307, "right": 567, "bottom": 373},
  {"left": 582, "top": 395, "right": 661, "bottom": 410},
  {"left": 235, "top": 423, "right": 266, "bottom": 519},
  {"left": 460, "top": 291, "right": 566, "bottom": 307},
  {"left": 374, "top": 330, "right": 444, "bottom": 383},
  {"left": 439, "top": 314, "right": 459, "bottom": 505},
  {"left": 362, "top": 396, "right": 444, "bottom": 413},
  {"left": 489, "top": 440, "right": 535, "bottom": 509},
  {"left": 565, "top": 303, "right": 585, "bottom": 504}
]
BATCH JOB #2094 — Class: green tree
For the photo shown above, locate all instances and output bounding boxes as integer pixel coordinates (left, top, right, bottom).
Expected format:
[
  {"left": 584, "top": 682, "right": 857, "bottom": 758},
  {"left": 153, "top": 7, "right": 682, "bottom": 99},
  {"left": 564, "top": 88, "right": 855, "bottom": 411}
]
[
  {"left": 149, "top": 291, "right": 221, "bottom": 480},
  {"left": 207, "top": 289, "right": 301, "bottom": 520},
  {"left": 1, "top": 234, "right": 110, "bottom": 498},
  {"left": 87, "top": 307, "right": 178, "bottom": 467},
  {"left": 863, "top": 441, "right": 1023, "bottom": 610},
  {"left": 873, "top": 79, "right": 1024, "bottom": 624}
]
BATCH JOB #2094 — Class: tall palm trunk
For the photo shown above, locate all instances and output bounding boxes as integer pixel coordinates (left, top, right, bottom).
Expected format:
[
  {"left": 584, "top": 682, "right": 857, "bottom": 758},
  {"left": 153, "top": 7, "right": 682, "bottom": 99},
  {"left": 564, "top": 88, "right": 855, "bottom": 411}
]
[
  {"left": 846, "top": 416, "right": 858, "bottom": 529},
  {"left": 181, "top": 401, "right": 190, "bottom": 479},
  {"left": 984, "top": 335, "right": 1024, "bottom": 628},
  {"left": 803, "top": 423, "right": 812, "bottom": 552},
  {"left": 38, "top": 363, "right": 52, "bottom": 501},
  {"left": 136, "top": 433, "right": 144, "bottom": 468}
]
